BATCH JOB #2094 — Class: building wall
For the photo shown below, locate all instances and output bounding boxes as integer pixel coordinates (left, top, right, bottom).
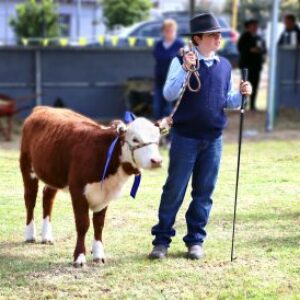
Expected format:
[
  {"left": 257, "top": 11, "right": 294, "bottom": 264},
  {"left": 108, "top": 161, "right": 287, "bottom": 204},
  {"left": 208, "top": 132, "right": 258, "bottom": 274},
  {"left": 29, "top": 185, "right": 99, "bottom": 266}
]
[{"left": 0, "top": 0, "right": 105, "bottom": 45}]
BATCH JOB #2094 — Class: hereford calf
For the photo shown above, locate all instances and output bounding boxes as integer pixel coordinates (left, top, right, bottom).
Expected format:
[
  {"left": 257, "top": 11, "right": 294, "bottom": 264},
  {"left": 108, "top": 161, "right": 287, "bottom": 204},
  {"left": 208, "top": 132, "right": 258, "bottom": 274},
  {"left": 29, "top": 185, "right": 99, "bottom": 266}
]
[{"left": 20, "top": 106, "right": 163, "bottom": 267}]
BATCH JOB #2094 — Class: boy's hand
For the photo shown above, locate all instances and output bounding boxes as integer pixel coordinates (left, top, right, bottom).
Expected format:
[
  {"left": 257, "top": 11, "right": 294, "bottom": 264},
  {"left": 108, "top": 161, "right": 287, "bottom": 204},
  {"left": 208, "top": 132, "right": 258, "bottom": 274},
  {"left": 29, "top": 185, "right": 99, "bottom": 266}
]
[
  {"left": 240, "top": 81, "right": 252, "bottom": 96},
  {"left": 183, "top": 52, "right": 197, "bottom": 70}
]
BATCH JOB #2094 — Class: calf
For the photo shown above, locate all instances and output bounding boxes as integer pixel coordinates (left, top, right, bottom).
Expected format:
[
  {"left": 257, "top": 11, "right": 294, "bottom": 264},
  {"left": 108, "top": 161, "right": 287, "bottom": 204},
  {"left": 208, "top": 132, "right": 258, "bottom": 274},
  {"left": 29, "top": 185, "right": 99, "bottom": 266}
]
[{"left": 20, "top": 106, "right": 163, "bottom": 267}]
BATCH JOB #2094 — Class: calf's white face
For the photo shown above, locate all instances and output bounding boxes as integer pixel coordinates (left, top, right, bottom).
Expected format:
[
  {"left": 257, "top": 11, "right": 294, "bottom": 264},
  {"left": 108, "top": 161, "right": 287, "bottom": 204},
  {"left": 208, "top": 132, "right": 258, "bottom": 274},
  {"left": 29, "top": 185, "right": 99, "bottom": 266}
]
[{"left": 121, "top": 118, "right": 162, "bottom": 169}]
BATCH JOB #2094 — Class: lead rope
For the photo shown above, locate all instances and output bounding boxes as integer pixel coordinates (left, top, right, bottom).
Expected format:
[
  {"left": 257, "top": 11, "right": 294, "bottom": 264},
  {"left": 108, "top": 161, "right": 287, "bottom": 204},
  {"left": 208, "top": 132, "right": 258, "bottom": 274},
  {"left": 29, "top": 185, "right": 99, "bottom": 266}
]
[{"left": 169, "top": 42, "right": 201, "bottom": 120}]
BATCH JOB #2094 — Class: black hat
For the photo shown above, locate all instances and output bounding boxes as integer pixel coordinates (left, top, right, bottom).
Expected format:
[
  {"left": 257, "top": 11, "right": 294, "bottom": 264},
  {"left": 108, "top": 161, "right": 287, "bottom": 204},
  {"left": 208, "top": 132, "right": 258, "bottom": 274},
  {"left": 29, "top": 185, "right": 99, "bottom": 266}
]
[{"left": 187, "top": 13, "right": 226, "bottom": 35}]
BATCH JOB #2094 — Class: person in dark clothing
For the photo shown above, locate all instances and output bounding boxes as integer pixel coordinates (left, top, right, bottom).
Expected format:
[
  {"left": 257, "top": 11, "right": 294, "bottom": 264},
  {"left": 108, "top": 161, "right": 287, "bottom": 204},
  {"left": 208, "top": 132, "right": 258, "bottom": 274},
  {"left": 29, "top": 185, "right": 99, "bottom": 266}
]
[
  {"left": 153, "top": 19, "right": 184, "bottom": 119},
  {"left": 238, "top": 19, "right": 266, "bottom": 111},
  {"left": 278, "top": 14, "right": 300, "bottom": 46}
]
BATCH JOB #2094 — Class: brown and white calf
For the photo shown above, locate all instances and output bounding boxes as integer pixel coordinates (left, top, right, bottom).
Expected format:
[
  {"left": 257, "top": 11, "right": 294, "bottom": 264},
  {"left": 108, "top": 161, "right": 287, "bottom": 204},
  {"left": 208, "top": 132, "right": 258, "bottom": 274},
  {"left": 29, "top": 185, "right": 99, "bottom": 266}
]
[{"left": 20, "top": 106, "right": 163, "bottom": 267}]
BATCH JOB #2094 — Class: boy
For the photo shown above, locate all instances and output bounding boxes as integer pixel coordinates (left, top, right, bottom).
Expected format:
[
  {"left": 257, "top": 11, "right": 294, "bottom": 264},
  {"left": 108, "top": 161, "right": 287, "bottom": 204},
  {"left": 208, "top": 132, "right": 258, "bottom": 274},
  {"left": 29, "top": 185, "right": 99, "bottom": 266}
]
[{"left": 150, "top": 13, "right": 252, "bottom": 260}]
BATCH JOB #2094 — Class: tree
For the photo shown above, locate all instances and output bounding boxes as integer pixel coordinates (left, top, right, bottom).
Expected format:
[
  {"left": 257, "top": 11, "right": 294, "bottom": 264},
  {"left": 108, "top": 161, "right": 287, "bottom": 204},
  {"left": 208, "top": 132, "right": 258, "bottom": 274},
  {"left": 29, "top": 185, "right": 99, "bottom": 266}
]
[
  {"left": 10, "top": 0, "right": 59, "bottom": 43},
  {"left": 225, "top": 0, "right": 300, "bottom": 31},
  {"left": 101, "top": 0, "right": 152, "bottom": 30}
]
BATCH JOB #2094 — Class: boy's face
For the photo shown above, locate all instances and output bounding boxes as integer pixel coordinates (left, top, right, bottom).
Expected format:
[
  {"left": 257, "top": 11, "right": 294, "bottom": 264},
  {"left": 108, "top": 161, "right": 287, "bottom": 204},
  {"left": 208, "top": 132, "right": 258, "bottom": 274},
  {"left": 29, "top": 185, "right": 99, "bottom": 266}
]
[{"left": 198, "top": 32, "right": 222, "bottom": 52}]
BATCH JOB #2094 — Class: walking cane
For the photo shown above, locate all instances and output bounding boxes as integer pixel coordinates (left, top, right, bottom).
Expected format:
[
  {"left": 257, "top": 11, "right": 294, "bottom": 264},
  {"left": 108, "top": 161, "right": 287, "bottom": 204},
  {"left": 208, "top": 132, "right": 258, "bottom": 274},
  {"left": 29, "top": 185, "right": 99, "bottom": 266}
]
[{"left": 230, "top": 68, "right": 248, "bottom": 262}]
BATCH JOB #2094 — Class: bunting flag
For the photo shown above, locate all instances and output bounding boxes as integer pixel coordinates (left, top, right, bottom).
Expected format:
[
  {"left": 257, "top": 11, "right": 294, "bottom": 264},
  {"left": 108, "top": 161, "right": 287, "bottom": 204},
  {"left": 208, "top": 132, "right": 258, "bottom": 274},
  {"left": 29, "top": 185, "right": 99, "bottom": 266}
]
[
  {"left": 21, "top": 38, "right": 28, "bottom": 46},
  {"left": 59, "top": 38, "right": 68, "bottom": 47},
  {"left": 79, "top": 37, "right": 87, "bottom": 46},
  {"left": 146, "top": 37, "right": 154, "bottom": 47},
  {"left": 42, "top": 38, "right": 49, "bottom": 47},
  {"left": 128, "top": 37, "right": 137, "bottom": 47},
  {"left": 16, "top": 35, "right": 228, "bottom": 50},
  {"left": 183, "top": 37, "right": 189, "bottom": 45},
  {"left": 220, "top": 39, "right": 226, "bottom": 49},
  {"left": 111, "top": 35, "right": 119, "bottom": 47},
  {"left": 98, "top": 35, "right": 105, "bottom": 46}
]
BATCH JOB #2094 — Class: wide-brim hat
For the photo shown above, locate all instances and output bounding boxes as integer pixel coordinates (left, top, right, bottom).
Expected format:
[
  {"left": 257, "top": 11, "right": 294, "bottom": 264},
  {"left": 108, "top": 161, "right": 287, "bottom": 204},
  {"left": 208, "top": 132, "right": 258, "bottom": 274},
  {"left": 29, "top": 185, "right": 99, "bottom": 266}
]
[{"left": 186, "top": 13, "right": 226, "bottom": 35}]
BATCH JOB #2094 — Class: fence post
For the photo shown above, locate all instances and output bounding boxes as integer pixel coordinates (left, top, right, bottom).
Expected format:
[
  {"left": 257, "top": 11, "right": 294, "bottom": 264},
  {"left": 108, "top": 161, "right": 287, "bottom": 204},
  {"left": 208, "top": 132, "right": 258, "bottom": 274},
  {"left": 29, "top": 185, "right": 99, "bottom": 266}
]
[{"left": 35, "top": 49, "right": 42, "bottom": 106}]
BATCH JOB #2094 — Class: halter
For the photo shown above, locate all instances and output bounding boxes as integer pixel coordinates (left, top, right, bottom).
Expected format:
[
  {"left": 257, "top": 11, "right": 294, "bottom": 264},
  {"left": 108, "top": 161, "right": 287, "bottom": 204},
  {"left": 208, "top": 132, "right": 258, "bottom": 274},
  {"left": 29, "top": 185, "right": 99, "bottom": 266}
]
[
  {"left": 100, "top": 111, "right": 157, "bottom": 199},
  {"left": 124, "top": 140, "right": 159, "bottom": 165}
]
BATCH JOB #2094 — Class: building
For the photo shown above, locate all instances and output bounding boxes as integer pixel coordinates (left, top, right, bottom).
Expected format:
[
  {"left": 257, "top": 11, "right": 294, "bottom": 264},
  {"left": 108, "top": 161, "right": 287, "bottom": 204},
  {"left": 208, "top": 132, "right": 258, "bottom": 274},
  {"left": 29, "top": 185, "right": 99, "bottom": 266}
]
[{"left": 0, "top": 0, "right": 105, "bottom": 45}]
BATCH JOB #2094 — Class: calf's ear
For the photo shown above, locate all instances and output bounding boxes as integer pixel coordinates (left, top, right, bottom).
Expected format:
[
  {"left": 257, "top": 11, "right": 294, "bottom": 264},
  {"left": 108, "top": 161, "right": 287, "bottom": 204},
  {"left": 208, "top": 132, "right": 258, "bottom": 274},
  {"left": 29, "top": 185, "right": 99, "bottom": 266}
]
[
  {"left": 155, "top": 117, "right": 172, "bottom": 136},
  {"left": 110, "top": 120, "right": 127, "bottom": 137}
]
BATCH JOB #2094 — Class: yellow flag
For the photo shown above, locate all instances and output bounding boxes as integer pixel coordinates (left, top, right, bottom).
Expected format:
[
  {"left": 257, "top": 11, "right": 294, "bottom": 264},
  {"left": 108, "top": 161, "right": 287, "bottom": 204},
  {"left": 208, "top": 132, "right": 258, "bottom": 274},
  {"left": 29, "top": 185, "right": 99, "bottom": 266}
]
[
  {"left": 220, "top": 39, "right": 226, "bottom": 50},
  {"left": 111, "top": 35, "right": 119, "bottom": 47},
  {"left": 42, "top": 38, "right": 49, "bottom": 47},
  {"left": 21, "top": 38, "right": 28, "bottom": 46},
  {"left": 128, "top": 37, "right": 137, "bottom": 47},
  {"left": 98, "top": 35, "right": 105, "bottom": 46},
  {"left": 183, "top": 37, "right": 189, "bottom": 45},
  {"left": 146, "top": 38, "right": 154, "bottom": 47},
  {"left": 79, "top": 37, "right": 87, "bottom": 46},
  {"left": 59, "top": 38, "right": 68, "bottom": 47}
]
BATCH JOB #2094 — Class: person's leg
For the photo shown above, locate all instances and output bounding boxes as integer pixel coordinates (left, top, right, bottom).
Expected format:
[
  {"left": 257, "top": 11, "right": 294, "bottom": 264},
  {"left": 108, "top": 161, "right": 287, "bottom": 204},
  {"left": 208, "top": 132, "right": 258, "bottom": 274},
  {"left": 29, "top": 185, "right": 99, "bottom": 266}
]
[
  {"left": 151, "top": 131, "right": 200, "bottom": 247},
  {"left": 153, "top": 85, "right": 164, "bottom": 119},
  {"left": 183, "top": 136, "right": 223, "bottom": 246},
  {"left": 248, "top": 69, "right": 260, "bottom": 110}
]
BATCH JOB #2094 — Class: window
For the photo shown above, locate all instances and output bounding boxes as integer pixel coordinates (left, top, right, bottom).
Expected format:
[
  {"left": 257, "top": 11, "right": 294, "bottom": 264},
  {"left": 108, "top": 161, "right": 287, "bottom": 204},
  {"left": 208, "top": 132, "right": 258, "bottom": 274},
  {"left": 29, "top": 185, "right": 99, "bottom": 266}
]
[{"left": 58, "top": 14, "right": 71, "bottom": 37}]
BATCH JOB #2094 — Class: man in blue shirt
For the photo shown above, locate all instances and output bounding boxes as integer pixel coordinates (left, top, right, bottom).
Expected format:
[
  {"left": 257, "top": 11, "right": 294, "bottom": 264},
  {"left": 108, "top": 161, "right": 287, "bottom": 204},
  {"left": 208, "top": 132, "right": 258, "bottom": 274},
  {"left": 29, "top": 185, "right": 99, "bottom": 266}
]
[{"left": 149, "top": 13, "right": 252, "bottom": 260}]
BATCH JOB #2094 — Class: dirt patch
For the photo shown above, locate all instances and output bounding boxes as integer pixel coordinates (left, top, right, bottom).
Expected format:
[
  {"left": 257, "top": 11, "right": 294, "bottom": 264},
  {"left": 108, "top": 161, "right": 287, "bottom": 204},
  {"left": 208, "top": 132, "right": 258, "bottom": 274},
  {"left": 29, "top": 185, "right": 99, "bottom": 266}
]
[{"left": 225, "top": 109, "right": 300, "bottom": 142}]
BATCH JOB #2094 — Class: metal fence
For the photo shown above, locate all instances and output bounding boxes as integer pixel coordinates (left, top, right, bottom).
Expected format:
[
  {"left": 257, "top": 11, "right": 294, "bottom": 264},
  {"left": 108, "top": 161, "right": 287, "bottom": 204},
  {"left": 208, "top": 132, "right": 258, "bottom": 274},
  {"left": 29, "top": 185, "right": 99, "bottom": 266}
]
[
  {"left": 0, "top": 46, "right": 154, "bottom": 120},
  {"left": 276, "top": 47, "right": 300, "bottom": 110}
]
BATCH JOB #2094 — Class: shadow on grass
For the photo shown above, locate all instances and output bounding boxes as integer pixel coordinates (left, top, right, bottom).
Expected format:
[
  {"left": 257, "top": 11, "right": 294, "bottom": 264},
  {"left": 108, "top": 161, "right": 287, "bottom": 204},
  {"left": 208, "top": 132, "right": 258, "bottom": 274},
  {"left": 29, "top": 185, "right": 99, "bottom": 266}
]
[
  {"left": 212, "top": 210, "right": 300, "bottom": 223},
  {"left": 245, "top": 234, "right": 300, "bottom": 250}
]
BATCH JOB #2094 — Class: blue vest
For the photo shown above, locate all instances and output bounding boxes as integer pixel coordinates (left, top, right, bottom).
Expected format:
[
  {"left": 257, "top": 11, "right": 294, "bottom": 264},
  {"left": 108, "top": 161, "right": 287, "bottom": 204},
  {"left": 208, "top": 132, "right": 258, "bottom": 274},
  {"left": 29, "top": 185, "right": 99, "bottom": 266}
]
[{"left": 173, "top": 56, "right": 231, "bottom": 140}]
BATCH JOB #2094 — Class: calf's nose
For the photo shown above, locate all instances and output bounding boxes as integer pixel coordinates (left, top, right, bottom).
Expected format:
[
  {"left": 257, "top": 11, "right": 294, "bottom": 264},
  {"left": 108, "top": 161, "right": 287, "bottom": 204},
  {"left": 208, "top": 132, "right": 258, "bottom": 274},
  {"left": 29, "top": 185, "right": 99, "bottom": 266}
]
[{"left": 151, "top": 158, "right": 162, "bottom": 168}]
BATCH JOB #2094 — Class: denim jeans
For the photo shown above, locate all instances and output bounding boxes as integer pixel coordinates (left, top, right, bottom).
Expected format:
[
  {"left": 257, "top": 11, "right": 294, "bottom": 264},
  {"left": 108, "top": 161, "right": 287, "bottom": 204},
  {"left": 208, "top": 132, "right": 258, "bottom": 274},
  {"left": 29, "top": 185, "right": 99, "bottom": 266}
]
[
  {"left": 153, "top": 84, "right": 173, "bottom": 120},
  {"left": 151, "top": 130, "right": 223, "bottom": 247}
]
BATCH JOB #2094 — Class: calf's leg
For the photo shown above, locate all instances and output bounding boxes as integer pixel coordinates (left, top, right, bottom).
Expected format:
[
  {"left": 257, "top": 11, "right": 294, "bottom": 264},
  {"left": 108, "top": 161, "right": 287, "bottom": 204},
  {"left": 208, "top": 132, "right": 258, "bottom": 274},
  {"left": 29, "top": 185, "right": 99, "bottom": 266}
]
[
  {"left": 20, "top": 153, "right": 38, "bottom": 242},
  {"left": 70, "top": 187, "right": 90, "bottom": 267},
  {"left": 92, "top": 207, "right": 107, "bottom": 263},
  {"left": 42, "top": 186, "right": 57, "bottom": 244}
]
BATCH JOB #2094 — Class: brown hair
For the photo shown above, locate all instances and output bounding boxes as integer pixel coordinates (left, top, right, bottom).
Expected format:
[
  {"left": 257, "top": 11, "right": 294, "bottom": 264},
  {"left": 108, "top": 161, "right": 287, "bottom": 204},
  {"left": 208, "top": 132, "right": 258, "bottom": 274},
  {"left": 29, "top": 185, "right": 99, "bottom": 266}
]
[{"left": 191, "top": 34, "right": 203, "bottom": 46}]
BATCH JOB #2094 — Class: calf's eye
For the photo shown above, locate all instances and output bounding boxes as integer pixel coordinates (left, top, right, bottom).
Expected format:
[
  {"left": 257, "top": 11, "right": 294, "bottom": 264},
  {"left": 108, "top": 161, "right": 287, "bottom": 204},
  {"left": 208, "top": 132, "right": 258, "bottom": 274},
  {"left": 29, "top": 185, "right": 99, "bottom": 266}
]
[{"left": 132, "top": 137, "right": 139, "bottom": 143}]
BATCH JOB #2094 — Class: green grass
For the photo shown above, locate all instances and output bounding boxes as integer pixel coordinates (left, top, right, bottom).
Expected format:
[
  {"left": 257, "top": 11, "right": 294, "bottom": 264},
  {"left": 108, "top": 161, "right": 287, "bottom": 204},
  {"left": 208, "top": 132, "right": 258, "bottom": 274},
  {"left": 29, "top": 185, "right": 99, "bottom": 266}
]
[{"left": 0, "top": 137, "right": 299, "bottom": 300}]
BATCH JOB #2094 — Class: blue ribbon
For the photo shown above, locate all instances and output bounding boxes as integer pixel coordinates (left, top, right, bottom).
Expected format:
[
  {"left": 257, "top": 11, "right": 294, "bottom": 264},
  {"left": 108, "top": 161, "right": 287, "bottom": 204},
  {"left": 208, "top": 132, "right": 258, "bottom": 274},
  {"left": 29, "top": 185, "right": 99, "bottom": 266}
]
[
  {"left": 101, "top": 136, "right": 119, "bottom": 190},
  {"left": 101, "top": 111, "right": 141, "bottom": 199},
  {"left": 124, "top": 111, "right": 136, "bottom": 124}
]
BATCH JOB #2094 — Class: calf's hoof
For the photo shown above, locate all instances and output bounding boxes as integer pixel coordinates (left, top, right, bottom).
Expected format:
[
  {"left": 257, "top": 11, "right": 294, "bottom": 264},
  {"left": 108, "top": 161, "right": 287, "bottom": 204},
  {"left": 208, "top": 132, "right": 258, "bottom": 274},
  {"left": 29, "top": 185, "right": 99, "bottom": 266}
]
[
  {"left": 73, "top": 253, "right": 86, "bottom": 268},
  {"left": 93, "top": 257, "right": 105, "bottom": 264},
  {"left": 91, "top": 240, "right": 105, "bottom": 264},
  {"left": 25, "top": 239, "right": 36, "bottom": 243},
  {"left": 41, "top": 239, "right": 54, "bottom": 245}
]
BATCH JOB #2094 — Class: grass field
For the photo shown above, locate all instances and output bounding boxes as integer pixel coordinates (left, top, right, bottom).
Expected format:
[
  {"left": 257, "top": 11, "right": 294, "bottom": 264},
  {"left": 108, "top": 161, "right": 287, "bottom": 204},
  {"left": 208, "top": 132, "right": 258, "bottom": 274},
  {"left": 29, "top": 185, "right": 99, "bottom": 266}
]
[{"left": 0, "top": 111, "right": 300, "bottom": 299}]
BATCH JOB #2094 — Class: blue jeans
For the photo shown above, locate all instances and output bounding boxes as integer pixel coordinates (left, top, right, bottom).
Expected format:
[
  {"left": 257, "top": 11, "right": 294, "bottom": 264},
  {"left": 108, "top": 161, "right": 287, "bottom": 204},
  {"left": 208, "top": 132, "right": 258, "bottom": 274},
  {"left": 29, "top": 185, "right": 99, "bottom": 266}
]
[
  {"left": 153, "top": 84, "right": 173, "bottom": 120},
  {"left": 151, "top": 130, "right": 223, "bottom": 247}
]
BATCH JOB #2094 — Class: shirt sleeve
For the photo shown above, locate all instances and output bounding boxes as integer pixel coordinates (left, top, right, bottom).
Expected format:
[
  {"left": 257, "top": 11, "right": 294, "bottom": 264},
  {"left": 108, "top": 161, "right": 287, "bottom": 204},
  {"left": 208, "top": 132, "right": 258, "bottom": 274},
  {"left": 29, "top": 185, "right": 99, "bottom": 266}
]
[
  {"left": 225, "top": 74, "right": 242, "bottom": 109},
  {"left": 163, "top": 57, "right": 188, "bottom": 102}
]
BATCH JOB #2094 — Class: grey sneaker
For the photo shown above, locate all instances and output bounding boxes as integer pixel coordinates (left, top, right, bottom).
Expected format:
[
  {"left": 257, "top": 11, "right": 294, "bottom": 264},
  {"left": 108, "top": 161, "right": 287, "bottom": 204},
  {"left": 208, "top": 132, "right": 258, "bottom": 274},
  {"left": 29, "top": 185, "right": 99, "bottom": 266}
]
[
  {"left": 186, "top": 244, "right": 204, "bottom": 260},
  {"left": 149, "top": 245, "right": 168, "bottom": 259}
]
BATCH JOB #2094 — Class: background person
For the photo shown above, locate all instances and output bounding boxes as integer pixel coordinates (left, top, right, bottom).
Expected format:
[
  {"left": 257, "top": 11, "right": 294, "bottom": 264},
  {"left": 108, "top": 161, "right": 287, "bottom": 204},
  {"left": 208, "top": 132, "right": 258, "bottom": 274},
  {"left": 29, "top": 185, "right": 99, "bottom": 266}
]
[
  {"left": 278, "top": 14, "right": 300, "bottom": 46},
  {"left": 238, "top": 19, "right": 266, "bottom": 111},
  {"left": 153, "top": 19, "right": 184, "bottom": 120}
]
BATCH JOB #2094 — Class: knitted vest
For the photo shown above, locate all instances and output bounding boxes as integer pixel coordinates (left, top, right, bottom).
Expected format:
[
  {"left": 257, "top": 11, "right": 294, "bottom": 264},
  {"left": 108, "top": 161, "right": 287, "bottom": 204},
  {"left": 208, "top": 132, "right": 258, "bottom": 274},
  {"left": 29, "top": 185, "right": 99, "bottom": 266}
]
[{"left": 173, "top": 56, "right": 231, "bottom": 140}]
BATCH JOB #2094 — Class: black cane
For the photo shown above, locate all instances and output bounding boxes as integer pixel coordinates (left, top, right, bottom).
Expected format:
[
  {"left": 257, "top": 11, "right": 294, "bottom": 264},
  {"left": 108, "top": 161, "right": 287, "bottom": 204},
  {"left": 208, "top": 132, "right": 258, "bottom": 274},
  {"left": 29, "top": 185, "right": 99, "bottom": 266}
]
[{"left": 230, "top": 68, "right": 248, "bottom": 262}]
